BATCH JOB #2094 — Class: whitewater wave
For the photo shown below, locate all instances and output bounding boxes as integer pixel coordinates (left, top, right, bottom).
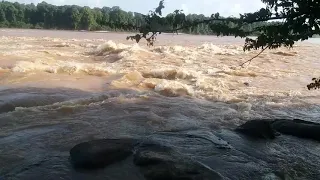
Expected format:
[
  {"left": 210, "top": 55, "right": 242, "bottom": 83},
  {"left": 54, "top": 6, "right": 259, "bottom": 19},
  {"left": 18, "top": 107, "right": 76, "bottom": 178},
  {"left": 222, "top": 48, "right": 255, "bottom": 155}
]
[
  {"left": 273, "top": 51, "right": 298, "bottom": 56},
  {"left": 89, "top": 40, "right": 131, "bottom": 55},
  {"left": 111, "top": 71, "right": 144, "bottom": 88},
  {"left": 110, "top": 69, "right": 236, "bottom": 101},
  {"left": 2, "top": 36, "right": 315, "bottom": 107},
  {"left": 137, "top": 78, "right": 195, "bottom": 97},
  {"left": 198, "top": 43, "right": 240, "bottom": 55},
  {"left": 11, "top": 60, "right": 116, "bottom": 76},
  {"left": 142, "top": 68, "right": 199, "bottom": 80},
  {"left": 79, "top": 43, "right": 97, "bottom": 48},
  {"left": 0, "top": 94, "right": 70, "bottom": 113},
  {"left": 152, "top": 43, "right": 241, "bottom": 56},
  {"left": 153, "top": 45, "right": 186, "bottom": 54},
  {"left": 51, "top": 42, "right": 78, "bottom": 48},
  {"left": 87, "top": 40, "right": 149, "bottom": 64},
  {"left": 12, "top": 90, "right": 146, "bottom": 113},
  {"left": 154, "top": 80, "right": 194, "bottom": 97}
]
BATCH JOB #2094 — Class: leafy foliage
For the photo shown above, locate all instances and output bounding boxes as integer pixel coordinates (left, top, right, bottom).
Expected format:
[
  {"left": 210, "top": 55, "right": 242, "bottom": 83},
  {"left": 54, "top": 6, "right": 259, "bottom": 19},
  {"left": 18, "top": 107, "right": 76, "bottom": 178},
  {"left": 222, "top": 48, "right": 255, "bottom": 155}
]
[
  {"left": 79, "top": 7, "right": 94, "bottom": 30},
  {"left": 0, "top": 5, "right": 6, "bottom": 22},
  {"left": 307, "top": 78, "right": 320, "bottom": 90}
]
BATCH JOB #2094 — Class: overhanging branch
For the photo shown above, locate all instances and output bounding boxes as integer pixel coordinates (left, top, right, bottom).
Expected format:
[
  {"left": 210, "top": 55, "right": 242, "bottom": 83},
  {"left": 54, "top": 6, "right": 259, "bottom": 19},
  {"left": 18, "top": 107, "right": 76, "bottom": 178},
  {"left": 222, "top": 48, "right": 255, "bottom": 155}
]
[{"left": 239, "top": 45, "right": 270, "bottom": 68}]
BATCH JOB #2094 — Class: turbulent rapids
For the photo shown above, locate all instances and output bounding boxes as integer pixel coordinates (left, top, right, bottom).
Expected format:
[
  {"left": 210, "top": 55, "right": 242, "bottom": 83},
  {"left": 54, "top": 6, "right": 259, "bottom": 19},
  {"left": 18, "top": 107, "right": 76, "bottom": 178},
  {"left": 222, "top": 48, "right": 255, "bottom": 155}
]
[{"left": 1, "top": 29, "right": 320, "bottom": 180}]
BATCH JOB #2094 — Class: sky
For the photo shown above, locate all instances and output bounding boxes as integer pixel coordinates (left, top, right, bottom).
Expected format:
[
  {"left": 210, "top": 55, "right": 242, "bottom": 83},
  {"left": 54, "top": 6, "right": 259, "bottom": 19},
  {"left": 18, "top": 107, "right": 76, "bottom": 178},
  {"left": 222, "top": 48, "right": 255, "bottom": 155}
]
[{"left": 7, "top": 0, "right": 266, "bottom": 17}]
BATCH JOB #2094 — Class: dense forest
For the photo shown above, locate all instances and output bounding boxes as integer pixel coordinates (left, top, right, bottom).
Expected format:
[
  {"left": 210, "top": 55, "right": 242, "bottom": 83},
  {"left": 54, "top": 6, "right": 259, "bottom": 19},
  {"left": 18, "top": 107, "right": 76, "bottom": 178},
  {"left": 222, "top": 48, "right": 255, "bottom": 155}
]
[{"left": 0, "top": 1, "right": 272, "bottom": 35}]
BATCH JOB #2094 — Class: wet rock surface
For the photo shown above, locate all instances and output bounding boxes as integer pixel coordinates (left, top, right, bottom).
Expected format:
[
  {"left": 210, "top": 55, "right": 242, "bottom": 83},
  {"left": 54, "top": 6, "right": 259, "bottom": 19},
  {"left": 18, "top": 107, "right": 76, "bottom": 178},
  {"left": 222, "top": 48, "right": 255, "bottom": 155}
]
[
  {"left": 0, "top": 102, "right": 15, "bottom": 114},
  {"left": 132, "top": 129, "right": 230, "bottom": 180},
  {"left": 133, "top": 142, "right": 223, "bottom": 180},
  {"left": 70, "top": 138, "right": 136, "bottom": 169},
  {"left": 66, "top": 125, "right": 320, "bottom": 180},
  {"left": 236, "top": 119, "right": 320, "bottom": 141},
  {"left": 235, "top": 120, "right": 277, "bottom": 139},
  {"left": 272, "top": 119, "right": 320, "bottom": 141},
  {"left": 2, "top": 121, "right": 320, "bottom": 180}
]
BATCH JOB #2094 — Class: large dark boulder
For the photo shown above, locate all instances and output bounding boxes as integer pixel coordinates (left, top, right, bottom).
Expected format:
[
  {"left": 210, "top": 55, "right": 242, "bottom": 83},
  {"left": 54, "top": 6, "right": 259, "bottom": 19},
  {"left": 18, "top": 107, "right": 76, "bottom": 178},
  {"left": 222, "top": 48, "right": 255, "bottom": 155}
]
[
  {"left": 133, "top": 142, "right": 223, "bottom": 180},
  {"left": 236, "top": 119, "right": 320, "bottom": 142},
  {"left": 70, "top": 138, "right": 136, "bottom": 169},
  {"left": 0, "top": 102, "right": 15, "bottom": 114},
  {"left": 272, "top": 119, "right": 320, "bottom": 141},
  {"left": 292, "top": 119, "right": 320, "bottom": 125},
  {"left": 235, "top": 120, "right": 277, "bottom": 139}
]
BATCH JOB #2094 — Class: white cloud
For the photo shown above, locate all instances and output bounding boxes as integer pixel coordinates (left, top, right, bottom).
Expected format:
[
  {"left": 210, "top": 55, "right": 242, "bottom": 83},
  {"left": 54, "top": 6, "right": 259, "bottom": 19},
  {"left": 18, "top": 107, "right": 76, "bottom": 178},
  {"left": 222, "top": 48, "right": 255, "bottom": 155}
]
[
  {"left": 181, "top": 4, "right": 189, "bottom": 14},
  {"left": 94, "top": 0, "right": 101, "bottom": 7},
  {"left": 230, "top": 4, "right": 243, "bottom": 16}
]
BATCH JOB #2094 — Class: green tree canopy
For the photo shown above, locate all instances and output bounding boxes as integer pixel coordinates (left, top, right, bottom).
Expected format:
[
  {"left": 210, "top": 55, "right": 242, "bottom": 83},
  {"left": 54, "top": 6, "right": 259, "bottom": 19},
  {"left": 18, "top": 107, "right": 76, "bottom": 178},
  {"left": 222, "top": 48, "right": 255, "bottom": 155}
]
[
  {"left": 79, "top": 7, "right": 94, "bottom": 30},
  {"left": 5, "top": 4, "right": 18, "bottom": 23},
  {"left": 70, "top": 7, "right": 81, "bottom": 29},
  {"left": 0, "top": 1, "right": 276, "bottom": 33},
  {"left": 0, "top": 5, "right": 6, "bottom": 22}
]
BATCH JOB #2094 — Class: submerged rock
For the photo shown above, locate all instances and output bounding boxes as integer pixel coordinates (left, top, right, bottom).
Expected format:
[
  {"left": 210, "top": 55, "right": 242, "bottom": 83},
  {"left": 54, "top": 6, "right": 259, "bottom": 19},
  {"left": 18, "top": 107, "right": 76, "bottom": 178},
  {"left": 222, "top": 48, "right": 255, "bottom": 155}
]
[
  {"left": 272, "top": 119, "right": 320, "bottom": 141},
  {"left": 70, "top": 138, "right": 136, "bottom": 169},
  {"left": 237, "top": 119, "right": 320, "bottom": 142},
  {"left": 235, "top": 120, "right": 277, "bottom": 139},
  {"left": 0, "top": 102, "right": 15, "bottom": 113},
  {"left": 133, "top": 142, "right": 223, "bottom": 180},
  {"left": 292, "top": 119, "right": 320, "bottom": 125}
]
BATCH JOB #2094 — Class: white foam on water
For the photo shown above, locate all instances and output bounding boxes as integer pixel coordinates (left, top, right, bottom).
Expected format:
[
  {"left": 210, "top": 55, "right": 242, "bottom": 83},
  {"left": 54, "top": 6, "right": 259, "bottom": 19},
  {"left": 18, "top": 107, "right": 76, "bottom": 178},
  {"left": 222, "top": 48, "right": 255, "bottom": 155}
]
[
  {"left": 154, "top": 80, "right": 195, "bottom": 97},
  {"left": 79, "top": 43, "right": 97, "bottom": 48},
  {"left": 1, "top": 34, "right": 320, "bottom": 122},
  {"left": 52, "top": 42, "right": 78, "bottom": 48},
  {"left": 90, "top": 40, "right": 130, "bottom": 55},
  {"left": 11, "top": 60, "right": 116, "bottom": 76},
  {"left": 142, "top": 68, "right": 199, "bottom": 80},
  {"left": 198, "top": 43, "right": 240, "bottom": 55}
]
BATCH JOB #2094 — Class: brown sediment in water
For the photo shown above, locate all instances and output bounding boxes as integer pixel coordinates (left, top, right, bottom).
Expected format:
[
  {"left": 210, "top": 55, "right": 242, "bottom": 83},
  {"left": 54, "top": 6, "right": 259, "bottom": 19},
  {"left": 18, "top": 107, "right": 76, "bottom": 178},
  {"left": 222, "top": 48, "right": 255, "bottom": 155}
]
[
  {"left": 0, "top": 29, "right": 320, "bottom": 115},
  {"left": 1, "top": 29, "right": 320, "bottom": 180}
]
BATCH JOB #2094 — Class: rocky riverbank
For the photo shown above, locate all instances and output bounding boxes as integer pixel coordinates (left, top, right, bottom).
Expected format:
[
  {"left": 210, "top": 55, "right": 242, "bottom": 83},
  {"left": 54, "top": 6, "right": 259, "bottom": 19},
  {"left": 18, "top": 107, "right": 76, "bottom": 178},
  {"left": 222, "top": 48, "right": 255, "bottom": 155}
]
[{"left": 69, "top": 119, "right": 320, "bottom": 180}]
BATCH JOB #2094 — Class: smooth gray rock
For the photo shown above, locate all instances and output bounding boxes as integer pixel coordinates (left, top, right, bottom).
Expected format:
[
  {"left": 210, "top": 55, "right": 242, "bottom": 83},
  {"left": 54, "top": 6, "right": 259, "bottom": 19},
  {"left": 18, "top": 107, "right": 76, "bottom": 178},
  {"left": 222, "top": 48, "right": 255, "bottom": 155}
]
[
  {"left": 133, "top": 142, "right": 223, "bottom": 180},
  {"left": 70, "top": 138, "right": 136, "bottom": 169},
  {"left": 235, "top": 120, "right": 277, "bottom": 139}
]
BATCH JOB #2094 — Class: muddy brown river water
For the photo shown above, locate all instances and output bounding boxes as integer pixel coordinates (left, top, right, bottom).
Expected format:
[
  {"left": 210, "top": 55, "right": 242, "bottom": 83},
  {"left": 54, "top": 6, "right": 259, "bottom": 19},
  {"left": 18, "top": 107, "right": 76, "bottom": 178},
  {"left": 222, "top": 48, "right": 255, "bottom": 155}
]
[{"left": 1, "top": 28, "right": 320, "bottom": 180}]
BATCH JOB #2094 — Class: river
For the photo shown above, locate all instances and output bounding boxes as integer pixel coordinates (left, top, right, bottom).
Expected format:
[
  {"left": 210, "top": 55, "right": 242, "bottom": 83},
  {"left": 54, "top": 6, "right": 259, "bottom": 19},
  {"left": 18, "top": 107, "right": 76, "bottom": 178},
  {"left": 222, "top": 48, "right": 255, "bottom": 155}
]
[{"left": 1, "top": 28, "right": 320, "bottom": 179}]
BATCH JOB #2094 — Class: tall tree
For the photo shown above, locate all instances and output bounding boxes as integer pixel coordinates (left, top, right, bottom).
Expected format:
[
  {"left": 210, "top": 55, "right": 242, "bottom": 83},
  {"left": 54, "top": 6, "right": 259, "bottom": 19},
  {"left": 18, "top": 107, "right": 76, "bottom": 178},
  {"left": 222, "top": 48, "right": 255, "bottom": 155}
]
[
  {"left": 93, "top": 8, "right": 103, "bottom": 25},
  {"left": 71, "top": 7, "right": 81, "bottom": 30},
  {"left": 44, "top": 5, "right": 56, "bottom": 28},
  {"left": 109, "top": 6, "right": 130, "bottom": 30},
  {"left": 79, "top": 7, "right": 94, "bottom": 30},
  {"left": 5, "top": 4, "right": 17, "bottom": 23},
  {"left": 36, "top": 1, "right": 49, "bottom": 24},
  {"left": 13, "top": 2, "right": 24, "bottom": 22},
  {"left": 0, "top": 5, "right": 6, "bottom": 22},
  {"left": 24, "top": 3, "right": 36, "bottom": 24}
]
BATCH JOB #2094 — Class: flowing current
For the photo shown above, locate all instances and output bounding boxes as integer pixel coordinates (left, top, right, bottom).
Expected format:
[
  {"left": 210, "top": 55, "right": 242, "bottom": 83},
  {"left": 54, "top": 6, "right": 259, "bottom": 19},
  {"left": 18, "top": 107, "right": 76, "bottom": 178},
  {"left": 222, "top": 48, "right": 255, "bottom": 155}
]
[{"left": 1, "top": 29, "right": 320, "bottom": 179}]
